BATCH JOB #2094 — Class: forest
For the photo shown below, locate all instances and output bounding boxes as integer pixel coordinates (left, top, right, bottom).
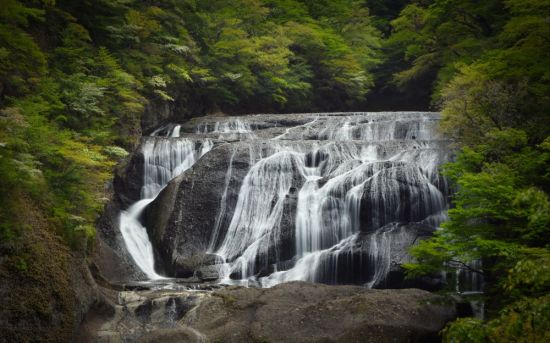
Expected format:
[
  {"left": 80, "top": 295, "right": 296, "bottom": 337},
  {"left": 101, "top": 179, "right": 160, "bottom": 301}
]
[{"left": 0, "top": 0, "right": 548, "bottom": 342}]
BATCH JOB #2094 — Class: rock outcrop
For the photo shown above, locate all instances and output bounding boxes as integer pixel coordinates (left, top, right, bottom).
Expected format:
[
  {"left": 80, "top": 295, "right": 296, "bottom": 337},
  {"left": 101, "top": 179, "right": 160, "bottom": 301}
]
[
  {"left": 143, "top": 140, "right": 306, "bottom": 278},
  {"left": 80, "top": 282, "right": 456, "bottom": 342},
  {"left": 143, "top": 142, "right": 249, "bottom": 277},
  {"left": 86, "top": 112, "right": 457, "bottom": 342},
  {"left": 186, "top": 282, "right": 455, "bottom": 343}
]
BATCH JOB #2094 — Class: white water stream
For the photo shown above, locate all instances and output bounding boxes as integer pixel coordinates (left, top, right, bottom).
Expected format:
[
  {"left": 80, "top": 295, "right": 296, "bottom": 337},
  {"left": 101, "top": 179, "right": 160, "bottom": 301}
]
[{"left": 119, "top": 125, "right": 212, "bottom": 279}]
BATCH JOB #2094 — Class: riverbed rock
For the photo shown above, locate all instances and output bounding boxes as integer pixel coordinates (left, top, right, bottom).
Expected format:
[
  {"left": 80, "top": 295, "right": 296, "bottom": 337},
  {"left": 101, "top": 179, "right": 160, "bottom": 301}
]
[
  {"left": 194, "top": 265, "right": 220, "bottom": 282},
  {"left": 184, "top": 282, "right": 456, "bottom": 343},
  {"left": 79, "top": 282, "right": 456, "bottom": 342},
  {"left": 79, "top": 287, "right": 209, "bottom": 342},
  {"left": 138, "top": 327, "right": 206, "bottom": 343}
]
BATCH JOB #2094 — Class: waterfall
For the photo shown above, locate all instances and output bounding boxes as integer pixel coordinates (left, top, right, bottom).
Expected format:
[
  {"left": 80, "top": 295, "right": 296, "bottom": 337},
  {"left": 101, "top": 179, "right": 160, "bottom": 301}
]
[
  {"left": 119, "top": 198, "right": 160, "bottom": 279},
  {"left": 208, "top": 147, "right": 236, "bottom": 252},
  {"left": 127, "top": 112, "right": 450, "bottom": 287},
  {"left": 119, "top": 131, "right": 212, "bottom": 279},
  {"left": 187, "top": 112, "right": 451, "bottom": 287},
  {"left": 196, "top": 118, "right": 252, "bottom": 134},
  {"left": 215, "top": 150, "right": 302, "bottom": 279}
]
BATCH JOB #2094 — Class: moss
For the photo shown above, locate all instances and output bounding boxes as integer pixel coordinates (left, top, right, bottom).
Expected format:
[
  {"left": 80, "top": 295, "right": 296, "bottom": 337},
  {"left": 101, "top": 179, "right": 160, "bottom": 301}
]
[
  {"left": 251, "top": 335, "right": 271, "bottom": 343},
  {"left": 247, "top": 317, "right": 271, "bottom": 343},
  {"left": 215, "top": 292, "right": 237, "bottom": 308}
]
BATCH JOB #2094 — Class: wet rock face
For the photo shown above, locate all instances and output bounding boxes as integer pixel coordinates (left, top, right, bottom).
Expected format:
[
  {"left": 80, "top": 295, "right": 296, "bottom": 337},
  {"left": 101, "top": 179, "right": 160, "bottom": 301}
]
[
  {"left": 140, "top": 97, "right": 208, "bottom": 135},
  {"left": 103, "top": 112, "right": 451, "bottom": 287},
  {"left": 79, "top": 286, "right": 210, "bottom": 342},
  {"left": 359, "top": 165, "right": 446, "bottom": 232},
  {"left": 143, "top": 140, "right": 305, "bottom": 278},
  {"left": 308, "top": 223, "right": 437, "bottom": 287},
  {"left": 113, "top": 152, "right": 145, "bottom": 208},
  {"left": 94, "top": 202, "right": 146, "bottom": 283}
]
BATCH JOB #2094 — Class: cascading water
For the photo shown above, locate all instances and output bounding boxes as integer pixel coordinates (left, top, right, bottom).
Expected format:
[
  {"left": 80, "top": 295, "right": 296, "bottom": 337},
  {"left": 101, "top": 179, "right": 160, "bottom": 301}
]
[
  {"left": 196, "top": 118, "right": 252, "bottom": 134},
  {"left": 119, "top": 125, "right": 212, "bottom": 279},
  {"left": 188, "top": 112, "right": 451, "bottom": 287},
  {"left": 123, "top": 112, "right": 458, "bottom": 289}
]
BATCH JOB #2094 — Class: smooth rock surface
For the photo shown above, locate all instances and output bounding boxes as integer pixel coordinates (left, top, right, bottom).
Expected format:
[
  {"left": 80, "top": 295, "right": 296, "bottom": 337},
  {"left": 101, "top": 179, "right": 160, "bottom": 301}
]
[
  {"left": 183, "top": 282, "right": 455, "bottom": 343},
  {"left": 143, "top": 142, "right": 248, "bottom": 277}
]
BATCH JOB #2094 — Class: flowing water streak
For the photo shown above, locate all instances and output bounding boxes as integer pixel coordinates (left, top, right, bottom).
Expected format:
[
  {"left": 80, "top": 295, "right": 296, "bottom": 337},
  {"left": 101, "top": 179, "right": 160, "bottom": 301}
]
[
  {"left": 208, "top": 146, "right": 236, "bottom": 252},
  {"left": 119, "top": 198, "right": 160, "bottom": 279},
  {"left": 273, "top": 116, "right": 320, "bottom": 140},
  {"left": 151, "top": 124, "right": 182, "bottom": 138},
  {"left": 216, "top": 150, "right": 303, "bottom": 280},
  {"left": 119, "top": 137, "right": 213, "bottom": 279},
  {"left": 171, "top": 125, "right": 181, "bottom": 138}
]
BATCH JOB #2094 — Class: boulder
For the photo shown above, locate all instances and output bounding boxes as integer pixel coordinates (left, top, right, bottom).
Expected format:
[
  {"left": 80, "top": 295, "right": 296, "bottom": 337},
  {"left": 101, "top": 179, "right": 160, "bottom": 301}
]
[
  {"left": 194, "top": 266, "right": 220, "bottom": 282},
  {"left": 144, "top": 142, "right": 251, "bottom": 277}
]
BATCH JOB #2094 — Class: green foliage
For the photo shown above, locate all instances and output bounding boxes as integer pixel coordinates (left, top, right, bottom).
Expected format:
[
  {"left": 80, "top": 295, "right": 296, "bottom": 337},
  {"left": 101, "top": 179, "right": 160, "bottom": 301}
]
[
  {"left": 393, "top": 1, "right": 550, "bottom": 339},
  {"left": 406, "top": 130, "right": 550, "bottom": 281},
  {"left": 391, "top": 0, "right": 550, "bottom": 140},
  {"left": 0, "top": 0, "right": 47, "bottom": 100},
  {"left": 0, "top": 0, "right": 384, "bottom": 253},
  {"left": 406, "top": 130, "right": 550, "bottom": 339},
  {"left": 505, "top": 249, "right": 550, "bottom": 297},
  {"left": 442, "top": 293, "right": 550, "bottom": 343},
  {"left": 169, "top": 0, "right": 383, "bottom": 112},
  {"left": 387, "top": 0, "right": 508, "bottom": 98}
]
